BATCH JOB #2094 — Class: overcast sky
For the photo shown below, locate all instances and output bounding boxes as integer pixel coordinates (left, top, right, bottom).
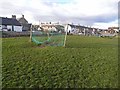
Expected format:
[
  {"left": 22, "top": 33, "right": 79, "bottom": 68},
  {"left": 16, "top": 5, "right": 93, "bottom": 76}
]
[{"left": 0, "top": 0, "right": 119, "bottom": 29}]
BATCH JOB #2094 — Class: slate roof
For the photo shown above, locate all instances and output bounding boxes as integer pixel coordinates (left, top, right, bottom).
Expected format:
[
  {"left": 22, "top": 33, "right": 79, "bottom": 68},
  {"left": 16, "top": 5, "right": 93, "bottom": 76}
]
[
  {"left": 68, "top": 24, "right": 87, "bottom": 28},
  {"left": 17, "top": 17, "right": 28, "bottom": 24},
  {"left": 68, "top": 24, "right": 98, "bottom": 30},
  {"left": 0, "top": 17, "right": 21, "bottom": 26}
]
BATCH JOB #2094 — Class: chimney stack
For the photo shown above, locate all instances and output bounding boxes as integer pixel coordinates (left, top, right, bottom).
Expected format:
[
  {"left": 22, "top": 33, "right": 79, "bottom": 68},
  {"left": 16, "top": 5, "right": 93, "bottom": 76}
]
[
  {"left": 12, "top": 15, "right": 16, "bottom": 19},
  {"left": 22, "top": 15, "right": 24, "bottom": 18}
]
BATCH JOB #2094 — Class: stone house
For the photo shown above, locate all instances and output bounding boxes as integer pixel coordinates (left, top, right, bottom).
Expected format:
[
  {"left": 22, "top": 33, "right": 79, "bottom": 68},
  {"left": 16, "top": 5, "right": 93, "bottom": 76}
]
[{"left": 17, "top": 15, "right": 31, "bottom": 31}]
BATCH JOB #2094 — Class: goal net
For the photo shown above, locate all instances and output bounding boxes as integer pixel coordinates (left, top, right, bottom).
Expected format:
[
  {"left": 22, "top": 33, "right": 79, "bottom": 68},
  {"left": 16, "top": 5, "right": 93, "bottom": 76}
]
[{"left": 31, "top": 30, "right": 66, "bottom": 46}]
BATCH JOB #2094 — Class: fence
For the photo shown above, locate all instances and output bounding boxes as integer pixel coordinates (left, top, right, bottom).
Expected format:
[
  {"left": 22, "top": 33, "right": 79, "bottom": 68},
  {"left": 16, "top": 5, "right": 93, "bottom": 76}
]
[{"left": 2, "top": 31, "right": 30, "bottom": 38}]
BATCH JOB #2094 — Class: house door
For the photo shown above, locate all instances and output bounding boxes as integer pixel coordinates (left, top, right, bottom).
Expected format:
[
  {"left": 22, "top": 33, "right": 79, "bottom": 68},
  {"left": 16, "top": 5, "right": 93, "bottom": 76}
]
[{"left": 12, "top": 26, "right": 14, "bottom": 31}]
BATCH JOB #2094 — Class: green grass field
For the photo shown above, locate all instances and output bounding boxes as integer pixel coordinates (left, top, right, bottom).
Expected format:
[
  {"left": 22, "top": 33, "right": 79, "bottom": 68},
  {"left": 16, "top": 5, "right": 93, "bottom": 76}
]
[{"left": 2, "top": 35, "right": 118, "bottom": 88}]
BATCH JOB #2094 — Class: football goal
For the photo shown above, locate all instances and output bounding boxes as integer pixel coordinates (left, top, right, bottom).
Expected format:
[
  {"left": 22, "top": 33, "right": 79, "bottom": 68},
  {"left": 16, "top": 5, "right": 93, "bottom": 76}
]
[{"left": 30, "top": 26, "right": 67, "bottom": 47}]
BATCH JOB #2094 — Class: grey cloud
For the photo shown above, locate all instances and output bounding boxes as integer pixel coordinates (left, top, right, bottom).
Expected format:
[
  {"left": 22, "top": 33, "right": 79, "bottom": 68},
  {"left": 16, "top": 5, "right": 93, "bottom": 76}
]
[
  {"left": 0, "top": 0, "right": 118, "bottom": 27},
  {"left": 0, "top": 2, "right": 23, "bottom": 15},
  {"left": 31, "top": 10, "right": 117, "bottom": 26}
]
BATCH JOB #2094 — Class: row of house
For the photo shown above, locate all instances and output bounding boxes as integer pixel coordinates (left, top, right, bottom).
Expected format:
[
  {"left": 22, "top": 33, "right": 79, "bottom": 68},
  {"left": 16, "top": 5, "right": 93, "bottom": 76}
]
[
  {"left": 32, "top": 22, "right": 64, "bottom": 33},
  {"left": 0, "top": 15, "right": 119, "bottom": 36},
  {"left": 35, "top": 22, "right": 119, "bottom": 36},
  {"left": 33, "top": 22, "right": 119, "bottom": 36},
  {"left": 39, "top": 22, "right": 58, "bottom": 31},
  {"left": 64, "top": 24, "right": 119, "bottom": 36},
  {"left": 65, "top": 24, "right": 100, "bottom": 36},
  {"left": 0, "top": 15, "right": 31, "bottom": 32}
]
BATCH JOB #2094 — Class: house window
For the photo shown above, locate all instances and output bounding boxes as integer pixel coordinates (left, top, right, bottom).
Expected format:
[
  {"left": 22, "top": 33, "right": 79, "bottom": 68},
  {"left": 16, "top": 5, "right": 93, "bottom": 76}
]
[
  {"left": 2, "top": 25, "right": 7, "bottom": 29},
  {"left": 8, "top": 29, "right": 11, "bottom": 31}
]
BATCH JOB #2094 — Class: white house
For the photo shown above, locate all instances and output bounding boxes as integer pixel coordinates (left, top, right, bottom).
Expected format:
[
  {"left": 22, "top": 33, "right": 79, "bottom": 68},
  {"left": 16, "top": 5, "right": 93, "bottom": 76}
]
[
  {"left": 65, "top": 24, "right": 71, "bottom": 32},
  {"left": 0, "top": 16, "right": 22, "bottom": 32},
  {"left": 65, "top": 24, "right": 100, "bottom": 36},
  {"left": 40, "top": 22, "right": 58, "bottom": 32}
]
